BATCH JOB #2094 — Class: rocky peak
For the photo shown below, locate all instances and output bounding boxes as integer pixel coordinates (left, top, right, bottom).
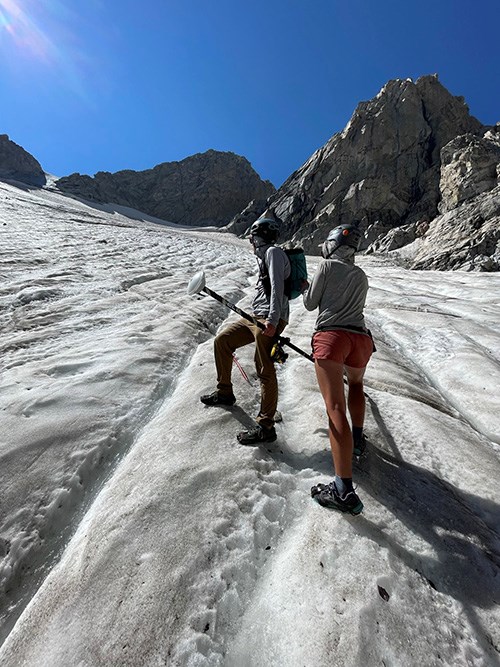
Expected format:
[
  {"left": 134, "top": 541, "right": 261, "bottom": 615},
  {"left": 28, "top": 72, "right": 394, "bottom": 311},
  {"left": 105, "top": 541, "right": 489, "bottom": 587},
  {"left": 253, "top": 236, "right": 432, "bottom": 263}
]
[
  {"left": 0, "top": 135, "right": 46, "bottom": 187},
  {"left": 414, "top": 75, "right": 483, "bottom": 161},
  {"left": 250, "top": 75, "right": 484, "bottom": 255},
  {"left": 56, "top": 150, "right": 275, "bottom": 227}
]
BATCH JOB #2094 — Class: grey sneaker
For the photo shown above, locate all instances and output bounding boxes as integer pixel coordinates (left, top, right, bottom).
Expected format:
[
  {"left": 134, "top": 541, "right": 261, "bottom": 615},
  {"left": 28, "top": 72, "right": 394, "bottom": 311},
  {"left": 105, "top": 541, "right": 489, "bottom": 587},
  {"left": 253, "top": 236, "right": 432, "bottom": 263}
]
[
  {"left": 200, "top": 391, "right": 236, "bottom": 406},
  {"left": 311, "top": 481, "right": 364, "bottom": 515},
  {"left": 237, "top": 426, "right": 277, "bottom": 445}
]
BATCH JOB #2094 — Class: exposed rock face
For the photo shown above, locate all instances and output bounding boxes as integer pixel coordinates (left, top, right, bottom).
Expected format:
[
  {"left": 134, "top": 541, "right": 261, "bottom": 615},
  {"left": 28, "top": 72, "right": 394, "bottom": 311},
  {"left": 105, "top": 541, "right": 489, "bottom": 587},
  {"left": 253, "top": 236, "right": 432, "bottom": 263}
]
[
  {"left": 55, "top": 150, "right": 274, "bottom": 227},
  {"left": 409, "top": 185, "right": 500, "bottom": 271},
  {"left": 264, "top": 75, "right": 484, "bottom": 253},
  {"left": 223, "top": 198, "right": 271, "bottom": 236},
  {"left": 0, "top": 135, "right": 46, "bottom": 186},
  {"left": 369, "top": 127, "right": 500, "bottom": 270},
  {"left": 3, "top": 74, "right": 496, "bottom": 271},
  {"left": 229, "top": 74, "right": 498, "bottom": 271},
  {"left": 367, "top": 221, "right": 420, "bottom": 253},
  {"left": 439, "top": 130, "right": 500, "bottom": 213}
]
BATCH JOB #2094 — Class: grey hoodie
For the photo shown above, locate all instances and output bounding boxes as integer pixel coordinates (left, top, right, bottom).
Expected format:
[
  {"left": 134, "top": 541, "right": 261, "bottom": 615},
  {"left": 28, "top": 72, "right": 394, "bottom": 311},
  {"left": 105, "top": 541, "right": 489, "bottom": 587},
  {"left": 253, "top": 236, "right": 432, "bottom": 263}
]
[
  {"left": 252, "top": 244, "right": 290, "bottom": 326},
  {"left": 303, "top": 253, "right": 368, "bottom": 332}
]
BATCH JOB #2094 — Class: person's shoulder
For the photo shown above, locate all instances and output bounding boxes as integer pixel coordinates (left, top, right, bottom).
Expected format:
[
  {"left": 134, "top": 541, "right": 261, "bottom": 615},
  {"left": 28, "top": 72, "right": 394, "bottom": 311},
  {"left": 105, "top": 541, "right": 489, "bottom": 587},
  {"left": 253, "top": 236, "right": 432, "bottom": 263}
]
[
  {"left": 267, "top": 245, "right": 287, "bottom": 261},
  {"left": 330, "top": 257, "right": 365, "bottom": 277},
  {"left": 323, "top": 257, "right": 341, "bottom": 270},
  {"left": 318, "top": 258, "right": 336, "bottom": 274},
  {"left": 267, "top": 244, "right": 284, "bottom": 254},
  {"left": 352, "top": 262, "right": 369, "bottom": 283}
]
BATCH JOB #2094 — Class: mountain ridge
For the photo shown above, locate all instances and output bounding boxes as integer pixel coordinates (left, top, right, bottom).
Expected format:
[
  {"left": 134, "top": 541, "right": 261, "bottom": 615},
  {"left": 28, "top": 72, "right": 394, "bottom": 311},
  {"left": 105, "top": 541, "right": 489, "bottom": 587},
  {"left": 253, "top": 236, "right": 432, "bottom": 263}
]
[
  {"left": 227, "top": 74, "right": 499, "bottom": 271},
  {"left": 1, "top": 74, "right": 498, "bottom": 270},
  {"left": 54, "top": 148, "right": 275, "bottom": 227}
]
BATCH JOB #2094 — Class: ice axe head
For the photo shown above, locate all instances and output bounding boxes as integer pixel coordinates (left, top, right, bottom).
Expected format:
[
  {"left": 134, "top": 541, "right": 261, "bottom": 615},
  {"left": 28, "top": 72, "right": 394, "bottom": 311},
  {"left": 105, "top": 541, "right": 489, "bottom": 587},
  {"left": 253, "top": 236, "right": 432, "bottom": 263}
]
[{"left": 187, "top": 270, "right": 206, "bottom": 295}]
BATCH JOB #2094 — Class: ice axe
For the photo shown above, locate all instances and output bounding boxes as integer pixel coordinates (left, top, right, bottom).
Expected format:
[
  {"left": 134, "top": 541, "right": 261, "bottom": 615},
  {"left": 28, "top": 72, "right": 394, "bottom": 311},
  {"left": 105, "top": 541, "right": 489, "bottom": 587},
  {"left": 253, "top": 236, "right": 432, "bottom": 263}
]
[{"left": 187, "top": 270, "right": 314, "bottom": 363}]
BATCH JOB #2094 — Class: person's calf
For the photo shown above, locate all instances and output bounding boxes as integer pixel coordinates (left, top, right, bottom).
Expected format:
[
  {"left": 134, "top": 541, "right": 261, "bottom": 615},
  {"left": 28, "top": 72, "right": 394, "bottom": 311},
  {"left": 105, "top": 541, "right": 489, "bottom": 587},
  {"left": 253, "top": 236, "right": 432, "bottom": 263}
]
[
  {"left": 352, "top": 427, "right": 367, "bottom": 458},
  {"left": 347, "top": 383, "right": 365, "bottom": 427}
]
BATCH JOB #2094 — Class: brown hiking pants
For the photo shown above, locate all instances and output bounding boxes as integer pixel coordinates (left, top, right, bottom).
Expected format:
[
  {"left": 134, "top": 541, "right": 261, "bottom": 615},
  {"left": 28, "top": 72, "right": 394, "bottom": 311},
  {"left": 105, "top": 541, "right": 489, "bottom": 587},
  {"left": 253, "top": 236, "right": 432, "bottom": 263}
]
[{"left": 214, "top": 317, "right": 287, "bottom": 429}]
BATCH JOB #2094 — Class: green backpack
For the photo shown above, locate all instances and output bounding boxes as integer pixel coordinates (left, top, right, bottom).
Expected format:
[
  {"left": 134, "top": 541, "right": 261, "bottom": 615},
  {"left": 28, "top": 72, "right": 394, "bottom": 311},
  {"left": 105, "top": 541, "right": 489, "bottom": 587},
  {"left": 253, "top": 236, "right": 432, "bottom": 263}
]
[
  {"left": 261, "top": 246, "right": 308, "bottom": 300},
  {"left": 283, "top": 247, "right": 308, "bottom": 299}
]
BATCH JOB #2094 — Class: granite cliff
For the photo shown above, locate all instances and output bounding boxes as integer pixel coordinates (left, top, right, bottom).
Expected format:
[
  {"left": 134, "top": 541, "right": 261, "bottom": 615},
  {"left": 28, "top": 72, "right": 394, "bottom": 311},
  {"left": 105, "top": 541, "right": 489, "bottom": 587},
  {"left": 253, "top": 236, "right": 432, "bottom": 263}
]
[
  {"left": 368, "top": 126, "right": 500, "bottom": 270},
  {"left": 229, "top": 75, "right": 499, "bottom": 271}
]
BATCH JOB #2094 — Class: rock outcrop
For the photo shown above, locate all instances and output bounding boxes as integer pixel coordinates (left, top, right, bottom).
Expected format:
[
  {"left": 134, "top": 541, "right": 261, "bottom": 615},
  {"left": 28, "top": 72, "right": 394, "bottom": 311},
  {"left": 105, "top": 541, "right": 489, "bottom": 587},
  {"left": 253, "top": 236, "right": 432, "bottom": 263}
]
[
  {"left": 55, "top": 150, "right": 274, "bottom": 227},
  {"left": 438, "top": 130, "right": 500, "bottom": 213},
  {"left": 0, "top": 135, "right": 46, "bottom": 187},
  {"left": 260, "top": 75, "right": 484, "bottom": 253},
  {"left": 223, "top": 198, "right": 272, "bottom": 236},
  {"left": 403, "top": 185, "right": 500, "bottom": 271},
  {"left": 368, "top": 127, "right": 500, "bottom": 270},
  {"left": 2, "top": 74, "right": 497, "bottom": 270}
]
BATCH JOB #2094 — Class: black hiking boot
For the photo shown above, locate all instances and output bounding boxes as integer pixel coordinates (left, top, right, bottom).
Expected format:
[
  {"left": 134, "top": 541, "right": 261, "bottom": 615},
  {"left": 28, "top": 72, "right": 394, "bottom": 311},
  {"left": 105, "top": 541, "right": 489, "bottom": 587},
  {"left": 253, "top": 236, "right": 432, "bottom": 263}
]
[
  {"left": 200, "top": 391, "right": 236, "bottom": 407},
  {"left": 311, "top": 481, "right": 364, "bottom": 515},
  {"left": 353, "top": 434, "right": 367, "bottom": 459},
  {"left": 237, "top": 425, "right": 277, "bottom": 445}
]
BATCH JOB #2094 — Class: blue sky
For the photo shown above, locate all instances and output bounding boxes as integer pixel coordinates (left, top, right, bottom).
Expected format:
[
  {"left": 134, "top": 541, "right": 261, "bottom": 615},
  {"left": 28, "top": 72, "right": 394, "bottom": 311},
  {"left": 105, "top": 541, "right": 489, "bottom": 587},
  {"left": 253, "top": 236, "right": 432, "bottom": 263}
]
[{"left": 1, "top": 0, "right": 499, "bottom": 187}]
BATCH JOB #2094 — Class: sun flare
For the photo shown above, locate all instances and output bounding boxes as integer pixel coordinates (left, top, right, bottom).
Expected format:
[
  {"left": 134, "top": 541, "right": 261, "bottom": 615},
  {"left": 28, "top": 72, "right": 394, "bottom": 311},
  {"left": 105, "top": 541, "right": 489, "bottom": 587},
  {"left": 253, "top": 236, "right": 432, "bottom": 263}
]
[
  {"left": 0, "top": 0, "right": 54, "bottom": 61},
  {"left": 0, "top": 0, "right": 95, "bottom": 101}
]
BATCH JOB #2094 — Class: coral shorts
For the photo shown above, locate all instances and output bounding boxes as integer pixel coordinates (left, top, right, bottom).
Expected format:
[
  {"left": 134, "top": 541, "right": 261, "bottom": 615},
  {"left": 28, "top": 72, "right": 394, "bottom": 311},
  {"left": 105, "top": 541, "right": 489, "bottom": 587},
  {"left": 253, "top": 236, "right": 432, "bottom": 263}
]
[{"left": 312, "top": 330, "right": 374, "bottom": 368}]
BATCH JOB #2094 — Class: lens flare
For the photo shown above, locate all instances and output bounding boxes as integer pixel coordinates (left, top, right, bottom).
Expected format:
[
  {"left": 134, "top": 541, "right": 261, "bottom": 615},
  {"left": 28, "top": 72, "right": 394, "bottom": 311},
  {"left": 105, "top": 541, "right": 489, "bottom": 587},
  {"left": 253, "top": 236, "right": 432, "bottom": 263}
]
[
  {"left": 0, "top": 0, "right": 54, "bottom": 62},
  {"left": 0, "top": 0, "right": 96, "bottom": 101}
]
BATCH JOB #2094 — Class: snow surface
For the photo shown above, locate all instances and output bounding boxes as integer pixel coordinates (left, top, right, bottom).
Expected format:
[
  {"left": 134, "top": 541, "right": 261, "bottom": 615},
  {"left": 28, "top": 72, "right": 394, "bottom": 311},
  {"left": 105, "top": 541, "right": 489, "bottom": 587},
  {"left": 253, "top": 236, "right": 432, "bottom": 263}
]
[{"left": 0, "top": 179, "right": 499, "bottom": 666}]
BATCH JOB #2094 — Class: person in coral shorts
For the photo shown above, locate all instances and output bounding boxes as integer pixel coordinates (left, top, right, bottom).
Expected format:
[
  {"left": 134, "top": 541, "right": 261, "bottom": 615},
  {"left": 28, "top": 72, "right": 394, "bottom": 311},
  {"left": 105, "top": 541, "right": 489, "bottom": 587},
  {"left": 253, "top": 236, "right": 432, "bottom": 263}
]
[{"left": 303, "top": 223, "right": 374, "bottom": 515}]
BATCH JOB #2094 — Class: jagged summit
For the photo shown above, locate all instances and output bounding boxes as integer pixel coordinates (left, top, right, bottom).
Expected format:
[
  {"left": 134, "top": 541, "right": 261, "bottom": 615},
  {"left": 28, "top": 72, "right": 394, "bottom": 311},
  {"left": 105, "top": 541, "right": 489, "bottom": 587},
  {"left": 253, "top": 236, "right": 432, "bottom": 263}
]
[
  {"left": 269, "top": 75, "right": 483, "bottom": 247},
  {"left": 1, "top": 75, "right": 498, "bottom": 269},
  {"left": 228, "top": 74, "right": 498, "bottom": 270}
]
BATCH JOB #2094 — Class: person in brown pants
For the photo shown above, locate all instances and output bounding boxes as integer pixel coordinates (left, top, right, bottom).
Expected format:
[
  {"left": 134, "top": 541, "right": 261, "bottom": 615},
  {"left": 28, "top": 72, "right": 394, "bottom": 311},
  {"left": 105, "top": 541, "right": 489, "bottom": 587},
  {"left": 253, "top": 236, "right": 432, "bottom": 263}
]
[{"left": 200, "top": 214, "right": 290, "bottom": 445}]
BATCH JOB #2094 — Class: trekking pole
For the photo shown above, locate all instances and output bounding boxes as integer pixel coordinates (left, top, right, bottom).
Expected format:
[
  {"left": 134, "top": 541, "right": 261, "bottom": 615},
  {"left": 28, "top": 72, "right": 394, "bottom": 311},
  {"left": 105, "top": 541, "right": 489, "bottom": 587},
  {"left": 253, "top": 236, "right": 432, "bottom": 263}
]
[{"left": 187, "top": 270, "right": 314, "bottom": 363}]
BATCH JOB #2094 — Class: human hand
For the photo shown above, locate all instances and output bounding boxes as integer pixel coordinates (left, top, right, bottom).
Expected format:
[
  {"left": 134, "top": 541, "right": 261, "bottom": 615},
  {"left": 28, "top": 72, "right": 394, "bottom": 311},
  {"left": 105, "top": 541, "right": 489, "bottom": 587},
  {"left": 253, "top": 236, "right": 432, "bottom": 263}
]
[
  {"left": 263, "top": 322, "right": 276, "bottom": 337},
  {"left": 301, "top": 280, "right": 310, "bottom": 293}
]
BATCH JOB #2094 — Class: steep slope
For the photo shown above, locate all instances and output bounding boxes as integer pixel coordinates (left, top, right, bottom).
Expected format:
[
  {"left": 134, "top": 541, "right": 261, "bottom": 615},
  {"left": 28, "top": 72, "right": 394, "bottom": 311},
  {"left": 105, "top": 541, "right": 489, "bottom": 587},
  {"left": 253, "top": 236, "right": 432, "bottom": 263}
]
[
  {"left": 0, "top": 179, "right": 256, "bottom": 642},
  {"left": 1, "top": 182, "right": 499, "bottom": 666}
]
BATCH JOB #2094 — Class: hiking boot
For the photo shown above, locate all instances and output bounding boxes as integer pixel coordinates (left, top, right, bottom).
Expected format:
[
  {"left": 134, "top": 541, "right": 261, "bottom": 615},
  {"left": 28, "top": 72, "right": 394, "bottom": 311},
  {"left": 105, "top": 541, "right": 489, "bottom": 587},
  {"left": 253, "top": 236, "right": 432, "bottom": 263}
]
[
  {"left": 200, "top": 391, "right": 236, "bottom": 407},
  {"left": 353, "top": 434, "right": 367, "bottom": 459},
  {"left": 237, "top": 425, "right": 277, "bottom": 445},
  {"left": 311, "top": 481, "right": 364, "bottom": 515}
]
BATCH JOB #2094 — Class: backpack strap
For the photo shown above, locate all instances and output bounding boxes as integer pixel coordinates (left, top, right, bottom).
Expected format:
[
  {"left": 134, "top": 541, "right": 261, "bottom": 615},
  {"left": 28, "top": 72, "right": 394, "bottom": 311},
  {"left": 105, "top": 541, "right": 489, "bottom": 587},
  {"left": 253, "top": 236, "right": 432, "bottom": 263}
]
[{"left": 259, "top": 247, "right": 290, "bottom": 298}]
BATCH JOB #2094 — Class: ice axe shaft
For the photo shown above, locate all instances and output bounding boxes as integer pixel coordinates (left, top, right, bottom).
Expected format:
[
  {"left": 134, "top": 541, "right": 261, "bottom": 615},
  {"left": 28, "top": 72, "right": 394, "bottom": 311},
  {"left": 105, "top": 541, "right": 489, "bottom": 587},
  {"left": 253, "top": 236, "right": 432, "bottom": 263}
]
[
  {"left": 187, "top": 271, "right": 314, "bottom": 363},
  {"left": 203, "top": 284, "right": 265, "bottom": 329}
]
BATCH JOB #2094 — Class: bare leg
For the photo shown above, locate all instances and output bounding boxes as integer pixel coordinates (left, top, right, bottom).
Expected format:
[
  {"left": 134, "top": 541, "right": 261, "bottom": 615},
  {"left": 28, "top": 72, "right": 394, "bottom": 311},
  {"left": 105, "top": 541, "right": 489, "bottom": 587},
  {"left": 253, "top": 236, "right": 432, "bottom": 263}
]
[
  {"left": 345, "top": 365, "right": 366, "bottom": 429},
  {"left": 314, "top": 359, "right": 352, "bottom": 478}
]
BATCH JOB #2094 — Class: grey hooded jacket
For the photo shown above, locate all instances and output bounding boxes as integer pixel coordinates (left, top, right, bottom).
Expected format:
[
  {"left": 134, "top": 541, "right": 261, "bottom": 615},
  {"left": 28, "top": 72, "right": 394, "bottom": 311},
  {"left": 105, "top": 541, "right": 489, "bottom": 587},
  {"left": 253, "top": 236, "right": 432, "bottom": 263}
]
[
  {"left": 303, "top": 254, "right": 368, "bottom": 332},
  {"left": 252, "top": 244, "right": 291, "bottom": 326}
]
